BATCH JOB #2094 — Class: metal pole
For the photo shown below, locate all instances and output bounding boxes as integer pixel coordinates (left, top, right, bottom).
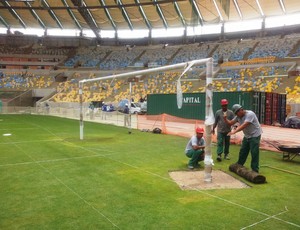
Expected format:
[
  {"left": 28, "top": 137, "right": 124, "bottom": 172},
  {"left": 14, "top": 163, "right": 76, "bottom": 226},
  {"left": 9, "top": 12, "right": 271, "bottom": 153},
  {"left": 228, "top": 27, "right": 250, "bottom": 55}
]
[
  {"left": 79, "top": 81, "right": 84, "bottom": 140},
  {"left": 129, "top": 81, "right": 132, "bottom": 134},
  {"left": 204, "top": 58, "right": 214, "bottom": 183}
]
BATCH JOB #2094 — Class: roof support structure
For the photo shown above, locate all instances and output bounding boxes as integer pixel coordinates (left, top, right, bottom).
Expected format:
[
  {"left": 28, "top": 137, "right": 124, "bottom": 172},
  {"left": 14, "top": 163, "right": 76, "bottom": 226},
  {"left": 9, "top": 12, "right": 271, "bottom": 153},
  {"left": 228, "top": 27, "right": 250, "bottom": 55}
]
[
  {"left": 25, "top": 1, "right": 46, "bottom": 29},
  {"left": 0, "top": 0, "right": 188, "bottom": 10},
  {"left": 2, "top": 0, "right": 26, "bottom": 28},
  {"left": 233, "top": 0, "right": 243, "bottom": 19},
  {"left": 153, "top": 0, "right": 168, "bottom": 29},
  {"left": 41, "top": 0, "right": 63, "bottom": 29},
  {"left": 61, "top": 0, "right": 82, "bottom": 30},
  {"left": 212, "top": 0, "right": 224, "bottom": 21},
  {"left": 255, "top": 0, "right": 264, "bottom": 17},
  {"left": 174, "top": 1, "right": 186, "bottom": 27},
  {"left": 99, "top": 0, "right": 117, "bottom": 30},
  {"left": 71, "top": 0, "right": 100, "bottom": 38},
  {"left": 0, "top": 14, "right": 9, "bottom": 28},
  {"left": 116, "top": 0, "right": 133, "bottom": 30},
  {"left": 135, "top": 0, "right": 151, "bottom": 29},
  {"left": 278, "top": 0, "right": 286, "bottom": 14},
  {"left": 190, "top": 0, "right": 203, "bottom": 26}
]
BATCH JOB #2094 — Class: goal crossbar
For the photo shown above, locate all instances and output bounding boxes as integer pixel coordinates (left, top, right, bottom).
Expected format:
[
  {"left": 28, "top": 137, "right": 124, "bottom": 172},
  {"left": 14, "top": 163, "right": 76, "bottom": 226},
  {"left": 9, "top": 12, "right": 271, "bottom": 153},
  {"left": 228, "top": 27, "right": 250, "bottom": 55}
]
[{"left": 79, "top": 58, "right": 212, "bottom": 84}]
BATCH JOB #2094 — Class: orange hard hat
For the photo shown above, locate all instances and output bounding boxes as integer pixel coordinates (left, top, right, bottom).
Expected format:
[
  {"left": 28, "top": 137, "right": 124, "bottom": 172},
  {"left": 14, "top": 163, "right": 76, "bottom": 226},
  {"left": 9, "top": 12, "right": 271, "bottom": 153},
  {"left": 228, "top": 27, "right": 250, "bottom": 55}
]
[
  {"left": 221, "top": 99, "right": 228, "bottom": 105},
  {"left": 196, "top": 127, "right": 204, "bottom": 134}
]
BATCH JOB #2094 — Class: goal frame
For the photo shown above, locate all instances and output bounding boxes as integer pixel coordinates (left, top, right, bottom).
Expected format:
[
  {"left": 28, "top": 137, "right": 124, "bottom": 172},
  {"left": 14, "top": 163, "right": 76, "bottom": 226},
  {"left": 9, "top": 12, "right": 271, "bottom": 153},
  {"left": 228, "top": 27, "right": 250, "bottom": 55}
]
[{"left": 78, "top": 58, "right": 214, "bottom": 181}]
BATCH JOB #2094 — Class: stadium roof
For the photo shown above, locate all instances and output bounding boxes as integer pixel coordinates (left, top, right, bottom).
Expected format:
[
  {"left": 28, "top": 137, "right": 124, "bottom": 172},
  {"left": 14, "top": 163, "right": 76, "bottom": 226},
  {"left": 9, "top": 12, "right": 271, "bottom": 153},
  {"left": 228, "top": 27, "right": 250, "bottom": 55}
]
[{"left": 0, "top": 0, "right": 300, "bottom": 38}]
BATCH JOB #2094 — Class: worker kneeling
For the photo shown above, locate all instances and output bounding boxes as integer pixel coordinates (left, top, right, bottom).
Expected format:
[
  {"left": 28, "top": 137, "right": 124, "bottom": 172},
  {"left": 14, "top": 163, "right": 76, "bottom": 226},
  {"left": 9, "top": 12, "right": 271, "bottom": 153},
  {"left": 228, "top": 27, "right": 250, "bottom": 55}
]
[{"left": 185, "top": 127, "right": 205, "bottom": 169}]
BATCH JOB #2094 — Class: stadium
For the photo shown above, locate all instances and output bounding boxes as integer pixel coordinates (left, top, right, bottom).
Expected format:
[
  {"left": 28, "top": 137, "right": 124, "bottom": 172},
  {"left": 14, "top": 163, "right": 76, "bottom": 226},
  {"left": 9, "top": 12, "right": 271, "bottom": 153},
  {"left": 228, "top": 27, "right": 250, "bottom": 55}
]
[{"left": 0, "top": 0, "right": 300, "bottom": 229}]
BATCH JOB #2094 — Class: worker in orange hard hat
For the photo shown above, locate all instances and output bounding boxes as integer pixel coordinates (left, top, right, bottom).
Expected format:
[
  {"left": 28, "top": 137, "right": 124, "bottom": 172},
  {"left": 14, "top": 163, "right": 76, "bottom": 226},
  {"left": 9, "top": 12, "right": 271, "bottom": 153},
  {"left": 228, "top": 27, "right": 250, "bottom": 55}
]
[
  {"left": 212, "top": 99, "right": 235, "bottom": 162},
  {"left": 184, "top": 127, "right": 205, "bottom": 169}
]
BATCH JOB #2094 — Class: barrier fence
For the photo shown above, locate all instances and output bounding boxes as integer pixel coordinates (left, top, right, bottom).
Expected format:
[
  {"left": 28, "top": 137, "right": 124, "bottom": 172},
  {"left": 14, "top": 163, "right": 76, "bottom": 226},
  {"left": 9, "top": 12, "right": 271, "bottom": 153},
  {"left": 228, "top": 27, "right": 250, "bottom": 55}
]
[{"left": 1, "top": 105, "right": 299, "bottom": 153}]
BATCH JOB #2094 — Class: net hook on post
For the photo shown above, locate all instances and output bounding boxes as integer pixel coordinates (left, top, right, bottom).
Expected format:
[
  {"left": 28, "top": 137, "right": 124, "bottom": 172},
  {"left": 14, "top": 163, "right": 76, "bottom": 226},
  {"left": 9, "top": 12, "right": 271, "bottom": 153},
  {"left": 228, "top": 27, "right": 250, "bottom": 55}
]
[{"left": 177, "top": 60, "right": 197, "bottom": 109}]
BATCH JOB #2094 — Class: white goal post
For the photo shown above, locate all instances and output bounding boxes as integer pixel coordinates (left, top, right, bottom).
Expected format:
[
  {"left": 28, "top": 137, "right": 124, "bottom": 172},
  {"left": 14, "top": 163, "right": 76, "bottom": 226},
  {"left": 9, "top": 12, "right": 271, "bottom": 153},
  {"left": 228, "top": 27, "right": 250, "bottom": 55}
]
[{"left": 78, "top": 57, "right": 214, "bottom": 182}]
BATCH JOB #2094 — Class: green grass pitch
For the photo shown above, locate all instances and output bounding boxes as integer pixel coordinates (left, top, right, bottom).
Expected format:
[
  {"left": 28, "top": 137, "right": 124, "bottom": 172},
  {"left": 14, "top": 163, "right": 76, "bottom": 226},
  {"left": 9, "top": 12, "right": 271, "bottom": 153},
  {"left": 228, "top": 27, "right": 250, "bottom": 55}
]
[{"left": 0, "top": 114, "right": 299, "bottom": 229}]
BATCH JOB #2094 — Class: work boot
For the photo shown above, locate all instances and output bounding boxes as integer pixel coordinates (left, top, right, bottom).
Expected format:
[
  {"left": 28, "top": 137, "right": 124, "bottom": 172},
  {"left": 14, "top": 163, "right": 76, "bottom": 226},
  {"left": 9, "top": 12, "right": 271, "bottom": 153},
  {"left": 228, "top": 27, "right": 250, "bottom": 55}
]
[
  {"left": 224, "top": 155, "right": 230, "bottom": 160},
  {"left": 217, "top": 155, "right": 222, "bottom": 162},
  {"left": 188, "top": 165, "right": 194, "bottom": 170}
]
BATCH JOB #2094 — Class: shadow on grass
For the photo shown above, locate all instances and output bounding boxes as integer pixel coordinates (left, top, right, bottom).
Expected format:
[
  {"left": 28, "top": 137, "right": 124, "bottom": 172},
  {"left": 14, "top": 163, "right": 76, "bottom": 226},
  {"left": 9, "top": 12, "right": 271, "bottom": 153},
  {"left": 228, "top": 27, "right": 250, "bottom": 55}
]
[{"left": 273, "top": 155, "right": 300, "bottom": 165}]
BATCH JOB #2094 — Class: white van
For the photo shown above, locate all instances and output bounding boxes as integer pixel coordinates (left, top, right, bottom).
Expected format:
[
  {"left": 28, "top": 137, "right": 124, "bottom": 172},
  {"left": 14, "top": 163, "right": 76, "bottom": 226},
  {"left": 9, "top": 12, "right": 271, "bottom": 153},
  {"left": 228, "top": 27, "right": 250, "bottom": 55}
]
[{"left": 130, "top": 103, "right": 141, "bottom": 114}]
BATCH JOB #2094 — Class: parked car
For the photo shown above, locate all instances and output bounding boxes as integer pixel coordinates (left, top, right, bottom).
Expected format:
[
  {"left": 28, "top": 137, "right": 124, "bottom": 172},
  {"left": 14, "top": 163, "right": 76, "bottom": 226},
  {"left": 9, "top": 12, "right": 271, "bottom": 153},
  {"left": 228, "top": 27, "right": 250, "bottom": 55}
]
[{"left": 118, "top": 99, "right": 141, "bottom": 114}]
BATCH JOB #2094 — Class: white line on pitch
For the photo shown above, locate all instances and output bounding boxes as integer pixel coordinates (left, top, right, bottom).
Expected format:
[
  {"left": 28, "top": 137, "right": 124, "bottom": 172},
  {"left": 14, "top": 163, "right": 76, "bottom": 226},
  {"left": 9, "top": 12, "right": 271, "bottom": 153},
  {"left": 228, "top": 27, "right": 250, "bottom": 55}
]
[
  {"left": 0, "top": 139, "right": 63, "bottom": 145},
  {"left": 18, "top": 119, "right": 300, "bottom": 229},
  {"left": 0, "top": 128, "right": 40, "bottom": 130},
  {"left": 240, "top": 207, "right": 289, "bottom": 229},
  {"left": 0, "top": 154, "right": 115, "bottom": 167},
  {"left": 12, "top": 143, "right": 120, "bottom": 229},
  {"left": 76, "top": 145, "right": 300, "bottom": 229}
]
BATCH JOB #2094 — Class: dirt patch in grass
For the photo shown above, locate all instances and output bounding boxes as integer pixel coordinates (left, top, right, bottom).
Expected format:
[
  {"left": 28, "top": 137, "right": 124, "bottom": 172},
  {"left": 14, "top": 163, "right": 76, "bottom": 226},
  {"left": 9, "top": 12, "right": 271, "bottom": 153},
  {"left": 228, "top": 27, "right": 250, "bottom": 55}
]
[{"left": 169, "top": 170, "right": 249, "bottom": 190}]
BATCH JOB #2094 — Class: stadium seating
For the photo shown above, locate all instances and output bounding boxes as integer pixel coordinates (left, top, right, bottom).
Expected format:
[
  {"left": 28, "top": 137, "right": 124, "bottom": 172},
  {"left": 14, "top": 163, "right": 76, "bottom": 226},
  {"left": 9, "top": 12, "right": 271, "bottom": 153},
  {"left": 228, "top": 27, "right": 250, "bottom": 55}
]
[
  {"left": 64, "top": 47, "right": 109, "bottom": 67},
  {"left": 1, "top": 33, "right": 300, "bottom": 105},
  {"left": 213, "top": 39, "right": 256, "bottom": 62},
  {"left": 248, "top": 35, "right": 299, "bottom": 59},
  {"left": 0, "top": 45, "right": 28, "bottom": 54},
  {"left": 216, "top": 65, "right": 288, "bottom": 79},
  {"left": 31, "top": 45, "right": 69, "bottom": 56},
  {"left": 171, "top": 43, "right": 217, "bottom": 64},
  {"left": 135, "top": 45, "right": 179, "bottom": 67},
  {"left": 100, "top": 47, "right": 144, "bottom": 70},
  {"left": 290, "top": 46, "right": 300, "bottom": 57},
  {"left": 0, "top": 71, "right": 55, "bottom": 89},
  {"left": 286, "top": 75, "right": 300, "bottom": 103}
]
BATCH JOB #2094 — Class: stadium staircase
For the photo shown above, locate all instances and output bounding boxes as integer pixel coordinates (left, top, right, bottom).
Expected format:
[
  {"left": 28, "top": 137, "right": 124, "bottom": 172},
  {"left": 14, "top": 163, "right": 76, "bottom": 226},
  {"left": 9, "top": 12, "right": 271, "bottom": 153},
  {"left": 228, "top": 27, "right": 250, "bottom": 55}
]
[
  {"left": 99, "top": 50, "right": 114, "bottom": 65},
  {"left": 288, "top": 39, "right": 300, "bottom": 57},
  {"left": 97, "top": 50, "right": 112, "bottom": 66},
  {"left": 58, "top": 48, "right": 77, "bottom": 67},
  {"left": 243, "top": 41, "right": 259, "bottom": 60},
  {"left": 208, "top": 44, "right": 219, "bottom": 58},
  {"left": 36, "top": 89, "right": 57, "bottom": 104},
  {"left": 129, "top": 49, "right": 146, "bottom": 66},
  {"left": 166, "top": 47, "right": 182, "bottom": 65}
]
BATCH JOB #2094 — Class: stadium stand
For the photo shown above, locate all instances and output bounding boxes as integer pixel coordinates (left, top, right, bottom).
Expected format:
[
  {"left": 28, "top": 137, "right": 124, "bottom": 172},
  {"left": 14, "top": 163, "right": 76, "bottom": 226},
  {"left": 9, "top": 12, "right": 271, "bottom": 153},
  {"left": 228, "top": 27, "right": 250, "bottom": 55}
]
[
  {"left": 1, "top": 33, "right": 300, "bottom": 106},
  {"left": 248, "top": 35, "right": 299, "bottom": 59},
  {"left": 0, "top": 71, "right": 55, "bottom": 89},
  {"left": 136, "top": 45, "right": 179, "bottom": 67},
  {"left": 171, "top": 42, "right": 217, "bottom": 64},
  {"left": 216, "top": 65, "right": 289, "bottom": 79},
  {"left": 0, "top": 45, "right": 29, "bottom": 54},
  {"left": 290, "top": 46, "right": 300, "bottom": 57},
  {"left": 31, "top": 44, "right": 69, "bottom": 56},
  {"left": 212, "top": 39, "right": 256, "bottom": 62},
  {"left": 64, "top": 46, "right": 109, "bottom": 67},
  {"left": 100, "top": 46, "right": 144, "bottom": 70},
  {"left": 286, "top": 76, "right": 300, "bottom": 103}
]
